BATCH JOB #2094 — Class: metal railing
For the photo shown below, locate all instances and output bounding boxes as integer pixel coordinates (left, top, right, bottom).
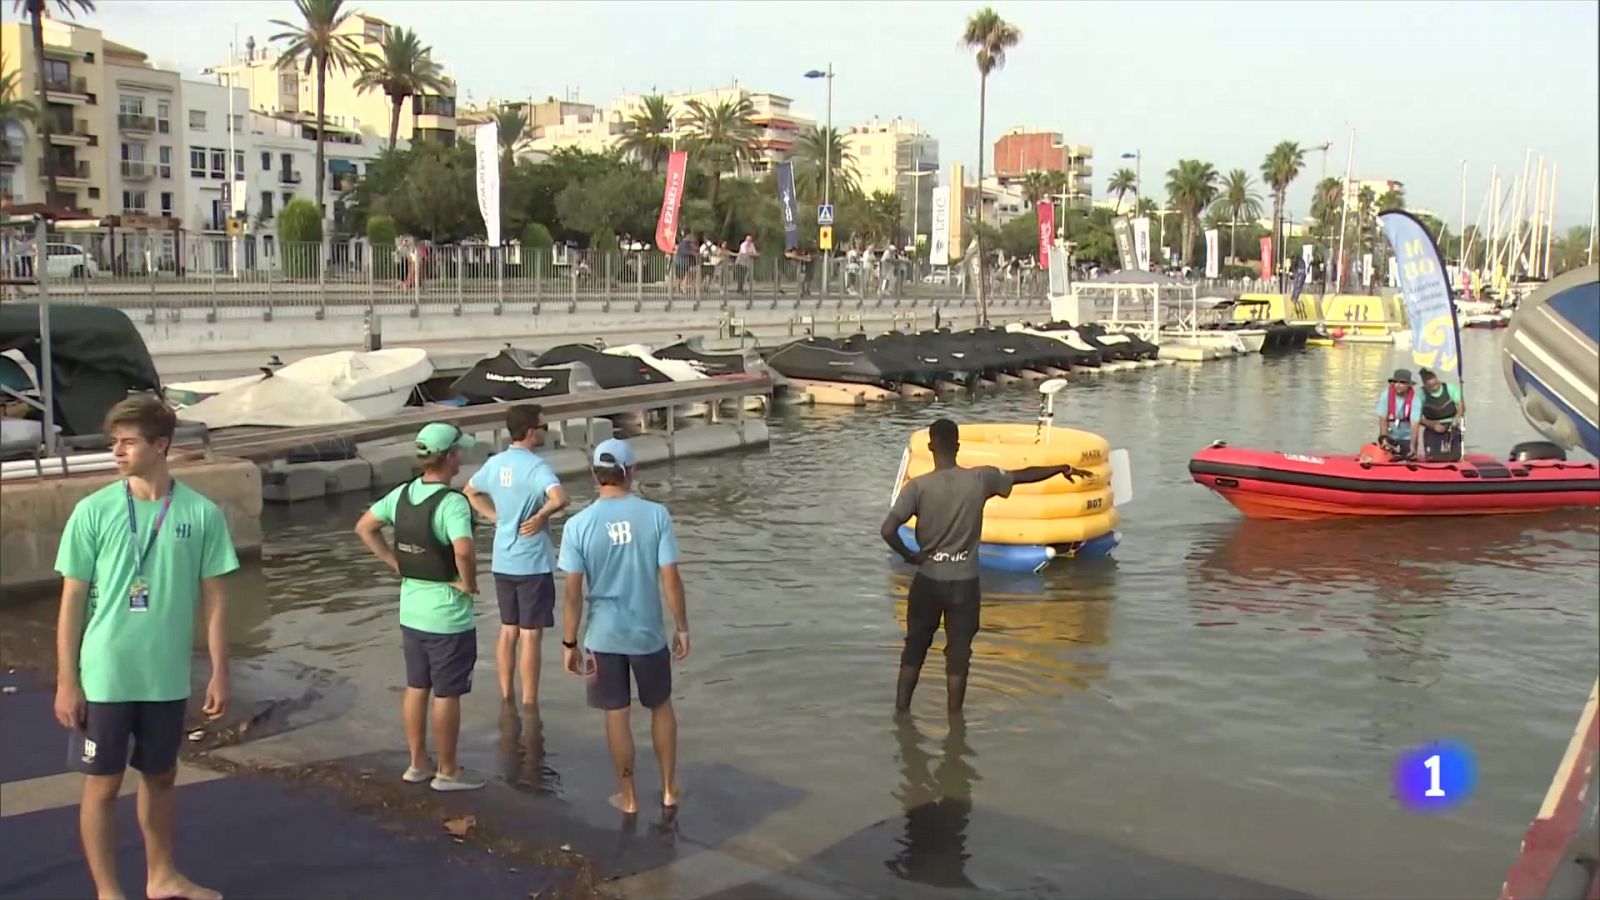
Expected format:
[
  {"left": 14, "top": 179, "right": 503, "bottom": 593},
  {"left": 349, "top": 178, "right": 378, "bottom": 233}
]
[
  {"left": 118, "top": 113, "right": 157, "bottom": 133},
  {"left": 278, "top": 170, "right": 302, "bottom": 185},
  {"left": 44, "top": 75, "right": 89, "bottom": 95},
  {"left": 120, "top": 160, "right": 152, "bottom": 180},
  {"left": 35, "top": 159, "right": 89, "bottom": 179}
]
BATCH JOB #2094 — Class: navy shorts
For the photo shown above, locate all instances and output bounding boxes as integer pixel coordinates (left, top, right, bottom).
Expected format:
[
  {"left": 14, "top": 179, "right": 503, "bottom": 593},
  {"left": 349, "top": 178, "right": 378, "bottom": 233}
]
[
  {"left": 402, "top": 625, "right": 477, "bottom": 698},
  {"left": 495, "top": 573, "right": 555, "bottom": 629},
  {"left": 585, "top": 646, "right": 672, "bottom": 711},
  {"left": 70, "top": 699, "right": 187, "bottom": 776}
]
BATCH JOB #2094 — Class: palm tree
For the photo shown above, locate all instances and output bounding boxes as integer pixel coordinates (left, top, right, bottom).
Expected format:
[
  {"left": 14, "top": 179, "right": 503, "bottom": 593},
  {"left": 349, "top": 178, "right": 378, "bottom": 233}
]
[
  {"left": 1260, "top": 140, "right": 1306, "bottom": 276},
  {"left": 351, "top": 26, "right": 446, "bottom": 153},
  {"left": 492, "top": 103, "right": 530, "bottom": 171},
  {"left": 1020, "top": 170, "right": 1052, "bottom": 208},
  {"left": 863, "top": 190, "right": 901, "bottom": 243},
  {"left": 1108, "top": 167, "right": 1138, "bottom": 213},
  {"left": 13, "top": 0, "right": 94, "bottom": 203},
  {"left": 1309, "top": 176, "right": 1342, "bottom": 240},
  {"left": 0, "top": 59, "right": 38, "bottom": 141},
  {"left": 617, "top": 94, "right": 675, "bottom": 172},
  {"left": 1209, "top": 169, "right": 1263, "bottom": 260},
  {"left": 962, "top": 5, "right": 1021, "bottom": 324},
  {"left": 271, "top": 0, "right": 371, "bottom": 216},
  {"left": 1376, "top": 186, "right": 1406, "bottom": 213},
  {"left": 1165, "top": 159, "right": 1220, "bottom": 266},
  {"left": 682, "top": 96, "right": 758, "bottom": 212},
  {"left": 791, "top": 125, "right": 857, "bottom": 201},
  {"left": 1356, "top": 185, "right": 1376, "bottom": 271},
  {"left": 1134, "top": 197, "right": 1158, "bottom": 218}
]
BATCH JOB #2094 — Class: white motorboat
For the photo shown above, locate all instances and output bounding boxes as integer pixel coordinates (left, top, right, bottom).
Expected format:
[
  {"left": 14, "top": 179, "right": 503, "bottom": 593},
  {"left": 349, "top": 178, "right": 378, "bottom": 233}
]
[
  {"left": 166, "top": 348, "right": 432, "bottom": 419},
  {"left": 179, "top": 372, "right": 367, "bottom": 429}
]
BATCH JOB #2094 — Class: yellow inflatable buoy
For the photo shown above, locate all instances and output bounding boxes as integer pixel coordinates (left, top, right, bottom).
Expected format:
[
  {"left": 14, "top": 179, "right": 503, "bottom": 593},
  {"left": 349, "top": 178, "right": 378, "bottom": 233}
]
[
  {"left": 907, "top": 508, "right": 1118, "bottom": 545},
  {"left": 907, "top": 423, "right": 1108, "bottom": 469}
]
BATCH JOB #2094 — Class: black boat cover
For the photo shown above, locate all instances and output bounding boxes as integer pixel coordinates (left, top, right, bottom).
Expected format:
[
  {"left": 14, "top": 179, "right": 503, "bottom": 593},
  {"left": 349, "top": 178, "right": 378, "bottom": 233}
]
[
  {"left": 449, "top": 348, "right": 599, "bottom": 403},
  {"left": 534, "top": 345, "right": 674, "bottom": 389},
  {"left": 0, "top": 303, "right": 161, "bottom": 436}
]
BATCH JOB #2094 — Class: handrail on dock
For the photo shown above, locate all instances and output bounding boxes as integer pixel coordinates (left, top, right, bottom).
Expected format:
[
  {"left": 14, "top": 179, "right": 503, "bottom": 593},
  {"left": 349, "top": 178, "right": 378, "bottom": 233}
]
[{"left": 186, "top": 375, "right": 774, "bottom": 463}]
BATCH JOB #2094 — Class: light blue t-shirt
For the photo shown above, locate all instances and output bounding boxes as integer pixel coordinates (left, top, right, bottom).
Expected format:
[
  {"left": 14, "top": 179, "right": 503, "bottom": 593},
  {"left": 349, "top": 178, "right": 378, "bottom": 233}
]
[
  {"left": 469, "top": 447, "right": 562, "bottom": 576},
  {"left": 557, "top": 494, "right": 680, "bottom": 655},
  {"left": 1375, "top": 386, "right": 1423, "bottom": 441}
]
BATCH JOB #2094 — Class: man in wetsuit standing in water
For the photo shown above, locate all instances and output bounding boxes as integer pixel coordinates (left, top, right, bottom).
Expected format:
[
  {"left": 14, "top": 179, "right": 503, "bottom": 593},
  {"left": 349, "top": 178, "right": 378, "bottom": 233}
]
[{"left": 880, "top": 418, "right": 1082, "bottom": 713}]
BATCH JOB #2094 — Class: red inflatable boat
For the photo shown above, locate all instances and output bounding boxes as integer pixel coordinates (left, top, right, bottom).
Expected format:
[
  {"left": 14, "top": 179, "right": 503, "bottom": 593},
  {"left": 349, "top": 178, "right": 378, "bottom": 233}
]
[{"left": 1189, "top": 443, "right": 1600, "bottom": 520}]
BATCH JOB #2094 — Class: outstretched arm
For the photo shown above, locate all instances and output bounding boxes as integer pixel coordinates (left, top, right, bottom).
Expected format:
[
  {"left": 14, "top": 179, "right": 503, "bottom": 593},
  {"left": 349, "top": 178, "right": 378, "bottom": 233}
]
[{"left": 1008, "top": 464, "right": 1080, "bottom": 485}]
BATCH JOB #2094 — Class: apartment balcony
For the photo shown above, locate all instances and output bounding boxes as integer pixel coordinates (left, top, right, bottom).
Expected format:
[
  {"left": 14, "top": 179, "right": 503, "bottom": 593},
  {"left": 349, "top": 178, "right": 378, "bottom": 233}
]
[
  {"left": 121, "top": 205, "right": 149, "bottom": 217},
  {"left": 42, "top": 75, "right": 92, "bottom": 103},
  {"left": 47, "top": 118, "right": 96, "bottom": 146},
  {"left": 278, "top": 170, "right": 302, "bottom": 185},
  {"left": 37, "top": 158, "right": 90, "bottom": 183},
  {"left": 118, "top": 113, "right": 157, "bottom": 135},
  {"left": 120, "top": 160, "right": 153, "bottom": 181},
  {"left": 0, "top": 143, "right": 20, "bottom": 166}
]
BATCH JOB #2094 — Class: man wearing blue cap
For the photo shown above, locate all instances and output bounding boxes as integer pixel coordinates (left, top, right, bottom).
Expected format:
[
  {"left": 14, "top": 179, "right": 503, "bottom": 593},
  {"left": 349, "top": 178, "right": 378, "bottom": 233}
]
[
  {"left": 559, "top": 438, "right": 689, "bottom": 814},
  {"left": 355, "top": 422, "right": 485, "bottom": 792}
]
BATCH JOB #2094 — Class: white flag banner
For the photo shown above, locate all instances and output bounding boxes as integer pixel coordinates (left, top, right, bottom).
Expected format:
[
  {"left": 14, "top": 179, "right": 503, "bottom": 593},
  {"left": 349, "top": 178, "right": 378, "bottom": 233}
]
[
  {"left": 1132, "top": 217, "right": 1151, "bottom": 271},
  {"left": 929, "top": 186, "right": 951, "bottom": 266},
  {"left": 1362, "top": 252, "right": 1374, "bottom": 287},
  {"left": 1302, "top": 242, "right": 1313, "bottom": 268},
  {"left": 474, "top": 121, "right": 501, "bottom": 246},
  {"left": 1204, "top": 228, "right": 1220, "bottom": 278}
]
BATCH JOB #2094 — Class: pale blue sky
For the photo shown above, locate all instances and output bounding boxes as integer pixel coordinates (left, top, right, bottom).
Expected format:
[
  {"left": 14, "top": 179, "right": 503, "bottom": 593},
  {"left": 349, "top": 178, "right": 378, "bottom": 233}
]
[{"left": 82, "top": 0, "right": 1599, "bottom": 227}]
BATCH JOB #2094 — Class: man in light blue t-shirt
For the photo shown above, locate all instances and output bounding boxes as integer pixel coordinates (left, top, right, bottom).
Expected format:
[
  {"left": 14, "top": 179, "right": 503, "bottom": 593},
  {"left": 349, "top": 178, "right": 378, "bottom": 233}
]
[
  {"left": 1373, "top": 367, "right": 1423, "bottom": 458},
  {"left": 465, "top": 404, "right": 568, "bottom": 708},
  {"left": 559, "top": 438, "right": 689, "bottom": 814}
]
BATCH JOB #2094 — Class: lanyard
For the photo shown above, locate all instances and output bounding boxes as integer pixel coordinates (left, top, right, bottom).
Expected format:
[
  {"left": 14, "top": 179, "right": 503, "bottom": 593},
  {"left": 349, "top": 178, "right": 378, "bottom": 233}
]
[{"left": 125, "top": 480, "right": 176, "bottom": 577}]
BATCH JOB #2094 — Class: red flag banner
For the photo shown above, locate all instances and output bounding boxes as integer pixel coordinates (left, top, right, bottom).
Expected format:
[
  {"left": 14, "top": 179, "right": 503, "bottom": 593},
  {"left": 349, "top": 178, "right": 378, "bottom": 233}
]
[
  {"left": 1036, "top": 203, "right": 1055, "bottom": 269},
  {"left": 655, "top": 150, "right": 689, "bottom": 254},
  {"left": 1260, "top": 236, "right": 1274, "bottom": 281}
]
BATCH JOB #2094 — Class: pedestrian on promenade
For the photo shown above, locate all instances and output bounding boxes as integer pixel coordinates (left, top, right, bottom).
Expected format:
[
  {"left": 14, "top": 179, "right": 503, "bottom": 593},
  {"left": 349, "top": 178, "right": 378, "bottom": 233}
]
[
  {"left": 880, "top": 418, "right": 1082, "bottom": 713},
  {"left": 54, "top": 396, "right": 238, "bottom": 900},
  {"left": 464, "top": 405, "right": 569, "bottom": 708},
  {"left": 736, "top": 234, "right": 757, "bottom": 293},
  {"left": 559, "top": 439, "right": 689, "bottom": 814},
  {"left": 355, "top": 423, "right": 485, "bottom": 792}
]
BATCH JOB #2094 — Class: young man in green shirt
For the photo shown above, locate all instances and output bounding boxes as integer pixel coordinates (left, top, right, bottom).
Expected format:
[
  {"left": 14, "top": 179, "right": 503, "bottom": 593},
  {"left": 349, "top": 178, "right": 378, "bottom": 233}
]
[
  {"left": 54, "top": 396, "right": 238, "bottom": 900},
  {"left": 1417, "top": 367, "right": 1467, "bottom": 461},
  {"left": 355, "top": 422, "right": 486, "bottom": 792}
]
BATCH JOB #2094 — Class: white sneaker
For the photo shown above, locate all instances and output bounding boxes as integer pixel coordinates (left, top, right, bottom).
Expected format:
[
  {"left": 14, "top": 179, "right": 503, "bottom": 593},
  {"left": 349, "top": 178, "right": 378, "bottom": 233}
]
[
  {"left": 402, "top": 761, "right": 435, "bottom": 783},
  {"left": 431, "top": 769, "right": 486, "bottom": 792}
]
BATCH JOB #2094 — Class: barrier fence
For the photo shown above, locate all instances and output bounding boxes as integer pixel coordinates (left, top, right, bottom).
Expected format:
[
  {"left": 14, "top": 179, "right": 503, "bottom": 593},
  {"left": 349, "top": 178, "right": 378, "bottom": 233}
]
[{"left": 0, "top": 230, "right": 1064, "bottom": 320}]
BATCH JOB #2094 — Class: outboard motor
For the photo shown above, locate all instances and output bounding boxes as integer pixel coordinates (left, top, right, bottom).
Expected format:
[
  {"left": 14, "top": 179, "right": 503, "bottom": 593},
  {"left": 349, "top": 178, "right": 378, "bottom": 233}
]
[{"left": 1508, "top": 440, "right": 1567, "bottom": 462}]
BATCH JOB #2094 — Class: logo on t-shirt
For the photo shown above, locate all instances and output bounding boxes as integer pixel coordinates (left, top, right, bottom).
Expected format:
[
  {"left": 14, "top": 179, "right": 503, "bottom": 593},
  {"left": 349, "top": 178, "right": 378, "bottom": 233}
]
[
  {"left": 606, "top": 521, "right": 633, "bottom": 546},
  {"left": 175, "top": 522, "right": 192, "bottom": 539},
  {"left": 499, "top": 467, "right": 514, "bottom": 487}
]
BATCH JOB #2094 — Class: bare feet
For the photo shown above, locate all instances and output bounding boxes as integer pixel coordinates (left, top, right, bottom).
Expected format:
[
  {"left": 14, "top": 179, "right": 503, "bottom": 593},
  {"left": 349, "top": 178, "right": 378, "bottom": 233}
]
[
  {"left": 147, "top": 872, "right": 221, "bottom": 900},
  {"left": 662, "top": 784, "right": 680, "bottom": 809},
  {"left": 609, "top": 791, "right": 638, "bottom": 814}
]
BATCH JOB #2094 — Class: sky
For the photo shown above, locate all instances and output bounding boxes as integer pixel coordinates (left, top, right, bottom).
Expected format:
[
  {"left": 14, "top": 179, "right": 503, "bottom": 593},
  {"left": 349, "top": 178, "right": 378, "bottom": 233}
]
[{"left": 79, "top": 0, "right": 1600, "bottom": 229}]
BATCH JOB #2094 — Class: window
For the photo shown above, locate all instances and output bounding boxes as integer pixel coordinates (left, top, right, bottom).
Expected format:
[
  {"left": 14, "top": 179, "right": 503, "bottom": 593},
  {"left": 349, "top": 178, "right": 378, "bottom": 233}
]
[
  {"left": 209, "top": 149, "right": 225, "bottom": 179},
  {"left": 160, "top": 191, "right": 173, "bottom": 217},
  {"left": 280, "top": 153, "right": 293, "bottom": 176},
  {"left": 260, "top": 151, "right": 272, "bottom": 171},
  {"left": 156, "top": 100, "right": 170, "bottom": 133},
  {"left": 120, "top": 142, "right": 146, "bottom": 163},
  {"left": 234, "top": 150, "right": 245, "bottom": 175},
  {"left": 118, "top": 95, "right": 144, "bottom": 115},
  {"left": 158, "top": 146, "right": 172, "bottom": 178},
  {"left": 122, "top": 189, "right": 147, "bottom": 213},
  {"left": 43, "top": 59, "right": 69, "bottom": 88},
  {"left": 260, "top": 191, "right": 274, "bottom": 218},
  {"left": 230, "top": 114, "right": 243, "bottom": 133},
  {"left": 86, "top": 187, "right": 98, "bottom": 199},
  {"left": 188, "top": 147, "right": 206, "bottom": 176},
  {"left": 189, "top": 109, "right": 206, "bottom": 130},
  {"left": 281, "top": 191, "right": 293, "bottom": 208}
]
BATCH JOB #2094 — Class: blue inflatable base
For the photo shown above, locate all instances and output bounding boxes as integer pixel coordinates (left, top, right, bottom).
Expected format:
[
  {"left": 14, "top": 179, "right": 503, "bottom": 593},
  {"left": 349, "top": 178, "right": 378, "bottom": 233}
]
[{"left": 896, "top": 526, "right": 1119, "bottom": 573}]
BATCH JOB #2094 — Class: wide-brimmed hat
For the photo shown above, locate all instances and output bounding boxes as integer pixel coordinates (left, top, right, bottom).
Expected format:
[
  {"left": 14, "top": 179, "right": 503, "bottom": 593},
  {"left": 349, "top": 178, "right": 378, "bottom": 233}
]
[{"left": 1389, "top": 368, "right": 1414, "bottom": 384}]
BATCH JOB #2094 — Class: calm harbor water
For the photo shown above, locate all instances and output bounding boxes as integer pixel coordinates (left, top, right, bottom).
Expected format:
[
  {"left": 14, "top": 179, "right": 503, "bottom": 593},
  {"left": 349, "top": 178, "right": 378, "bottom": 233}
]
[{"left": 42, "top": 332, "right": 1599, "bottom": 897}]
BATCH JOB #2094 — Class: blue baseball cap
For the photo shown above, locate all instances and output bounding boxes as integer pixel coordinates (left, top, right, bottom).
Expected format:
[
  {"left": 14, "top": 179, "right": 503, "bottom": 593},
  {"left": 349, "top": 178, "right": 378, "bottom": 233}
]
[{"left": 592, "top": 438, "right": 636, "bottom": 470}]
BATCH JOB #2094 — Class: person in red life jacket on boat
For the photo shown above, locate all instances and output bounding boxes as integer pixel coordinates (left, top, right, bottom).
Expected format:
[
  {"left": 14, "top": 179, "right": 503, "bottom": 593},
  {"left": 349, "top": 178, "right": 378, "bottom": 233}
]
[
  {"left": 1361, "top": 368, "right": 1423, "bottom": 463},
  {"left": 1416, "top": 368, "right": 1466, "bottom": 462}
]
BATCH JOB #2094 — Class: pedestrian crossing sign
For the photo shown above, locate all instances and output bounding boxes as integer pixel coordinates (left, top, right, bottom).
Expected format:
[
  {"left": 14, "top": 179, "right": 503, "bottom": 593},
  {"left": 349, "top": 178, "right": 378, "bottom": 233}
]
[{"left": 817, "top": 204, "right": 834, "bottom": 226}]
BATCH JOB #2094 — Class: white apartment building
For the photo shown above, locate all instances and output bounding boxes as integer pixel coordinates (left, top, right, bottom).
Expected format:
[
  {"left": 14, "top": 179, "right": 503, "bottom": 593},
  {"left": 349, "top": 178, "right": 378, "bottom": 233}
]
[
  {"left": 180, "top": 79, "right": 249, "bottom": 235},
  {"left": 527, "top": 104, "right": 628, "bottom": 158},
  {"left": 843, "top": 117, "right": 940, "bottom": 239}
]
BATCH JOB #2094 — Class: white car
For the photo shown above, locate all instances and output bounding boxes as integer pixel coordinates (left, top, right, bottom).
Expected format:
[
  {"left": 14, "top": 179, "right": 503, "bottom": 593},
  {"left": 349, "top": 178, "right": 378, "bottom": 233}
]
[{"left": 37, "top": 243, "right": 98, "bottom": 280}]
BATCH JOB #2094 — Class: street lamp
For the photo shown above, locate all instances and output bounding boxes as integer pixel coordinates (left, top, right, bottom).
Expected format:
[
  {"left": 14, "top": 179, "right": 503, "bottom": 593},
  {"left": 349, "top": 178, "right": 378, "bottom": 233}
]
[
  {"left": 804, "top": 65, "right": 833, "bottom": 294},
  {"left": 1120, "top": 150, "right": 1140, "bottom": 215}
]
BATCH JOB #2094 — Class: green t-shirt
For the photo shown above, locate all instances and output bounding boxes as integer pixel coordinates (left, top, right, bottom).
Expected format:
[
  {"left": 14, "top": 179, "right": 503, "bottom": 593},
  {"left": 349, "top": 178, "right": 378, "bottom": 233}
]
[
  {"left": 55, "top": 479, "right": 240, "bottom": 703},
  {"left": 369, "top": 480, "right": 476, "bottom": 635}
]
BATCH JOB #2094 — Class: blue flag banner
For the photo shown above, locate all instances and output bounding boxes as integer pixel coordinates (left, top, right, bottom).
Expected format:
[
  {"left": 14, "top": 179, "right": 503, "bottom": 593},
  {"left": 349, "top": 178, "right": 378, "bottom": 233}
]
[
  {"left": 776, "top": 162, "right": 799, "bottom": 250},
  {"left": 1380, "top": 210, "right": 1462, "bottom": 379}
]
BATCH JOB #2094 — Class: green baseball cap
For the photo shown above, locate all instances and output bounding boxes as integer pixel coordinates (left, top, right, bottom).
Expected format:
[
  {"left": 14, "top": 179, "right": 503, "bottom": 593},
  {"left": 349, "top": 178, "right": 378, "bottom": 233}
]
[{"left": 414, "top": 422, "right": 476, "bottom": 456}]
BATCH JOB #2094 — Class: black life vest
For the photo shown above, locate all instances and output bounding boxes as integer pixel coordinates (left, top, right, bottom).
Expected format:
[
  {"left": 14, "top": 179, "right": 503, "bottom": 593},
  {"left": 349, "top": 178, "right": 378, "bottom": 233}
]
[
  {"left": 1422, "top": 385, "right": 1458, "bottom": 423},
  {"left": 393, "top": 479, "right": 461, "bottom": 583}
]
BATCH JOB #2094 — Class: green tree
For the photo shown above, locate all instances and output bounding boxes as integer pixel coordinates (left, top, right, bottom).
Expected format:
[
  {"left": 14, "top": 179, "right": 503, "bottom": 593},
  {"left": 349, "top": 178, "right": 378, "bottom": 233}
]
[
  {"left": 618, "top": 93, "right": 675, "bottom": 172},
  {"left": 1210, "top": 168, "right": 1263, "bottom": 260},
  {"left": 278, "top": 197, "right": 323, "bottom": 277},
  {"left": 554, "top": 168, "right": 657, "bottom": 249},
  {"left": 520, "top": 221, "right": 553, "bottom": 251},
  {"left": 962, "top": 5, "right": 1021, "bottom": 324},
  {"left": 1550, "top": 226, "right": 1593, "bottom": 275},
  {"left": 0, "top": 56, "right": 38, "bottom": 139},
  {"left": 1309, "top": 176, "right": 1343, "bottom": 241},
  {"left": 1108, "top": 167, "right": 1137, "bottom": 213},
  {"left": 1356, "top": 185, "right": 1376, "bottom": 265},
  {"left": 682, "top": 96, "right": 758, "bottom": 213},
  {"left": 1376, "top": 186, "right": 1406, "bottom": 213},
  {"left": 365, "top": 213, "right": 396, "bottom": 277},
  {"left": 351, "top": 26, "right": 446, "bottom": 153},
  {"left": 13, "top": 0, "right": 94, "bottom": 202},
  {"left": 1019, "top": 171, "right": 1052, "bottom": 208},
  {"left": 1165, "top": 159, "right": 1220, "bottom": 266},
  {"left": 860, "top": 190, "right": 902, "bottom": 243},
  {"left": 492, "top": 103, "right": 530, "bottom": 172},
  {"left": 1260, "top": 140, "right": 1305, "bottom": 271},
  {"left": 790, "top": 125, "right": 858, "bottom": 203},
  {"left": 271, "top": 0, "right": 371, "bottom": 215}
]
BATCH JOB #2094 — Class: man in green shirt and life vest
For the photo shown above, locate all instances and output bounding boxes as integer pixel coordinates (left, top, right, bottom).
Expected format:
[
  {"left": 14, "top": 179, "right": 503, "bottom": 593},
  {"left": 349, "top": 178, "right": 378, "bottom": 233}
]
[
  {"left": 54, "top": 396, "right": 239, "bottom": 900},
  {"left": 355, "top": 422, "right": 486, "bottom": 792},
  {"left": 1416, "top": 367, "right": 1466, "bottom": 461}
]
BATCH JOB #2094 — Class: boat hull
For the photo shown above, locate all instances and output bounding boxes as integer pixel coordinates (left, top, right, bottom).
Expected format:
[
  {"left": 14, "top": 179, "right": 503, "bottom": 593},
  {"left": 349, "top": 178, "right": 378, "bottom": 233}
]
[
  {"left": 1189, "top": 445, "right": 1600, "bottom": 520},
  {"left": 1502, "top": 265, "right": 1600, "bottom": 459}
]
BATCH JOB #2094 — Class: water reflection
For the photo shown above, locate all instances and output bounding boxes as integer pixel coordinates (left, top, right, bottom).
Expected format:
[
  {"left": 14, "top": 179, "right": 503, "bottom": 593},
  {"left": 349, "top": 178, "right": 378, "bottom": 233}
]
[
  {"left": 497, "top": 701, "right": 559, "bottom": 796},
  {"left": 887, "top": 713, "right": 979, "bottom": 890}
]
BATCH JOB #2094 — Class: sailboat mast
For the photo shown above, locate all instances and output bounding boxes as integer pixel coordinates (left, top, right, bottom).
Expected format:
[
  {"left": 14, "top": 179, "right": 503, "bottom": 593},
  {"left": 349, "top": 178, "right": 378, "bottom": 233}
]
[
  {"left": 1542, "top": 162, "right": 1558, "bottom": 279},
  {"left": 1334, "top": 127, "right": 1356, "bottom": 292},
  {"left": 1458, "top": 160, "right": 1468, "bottom": 279}
]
